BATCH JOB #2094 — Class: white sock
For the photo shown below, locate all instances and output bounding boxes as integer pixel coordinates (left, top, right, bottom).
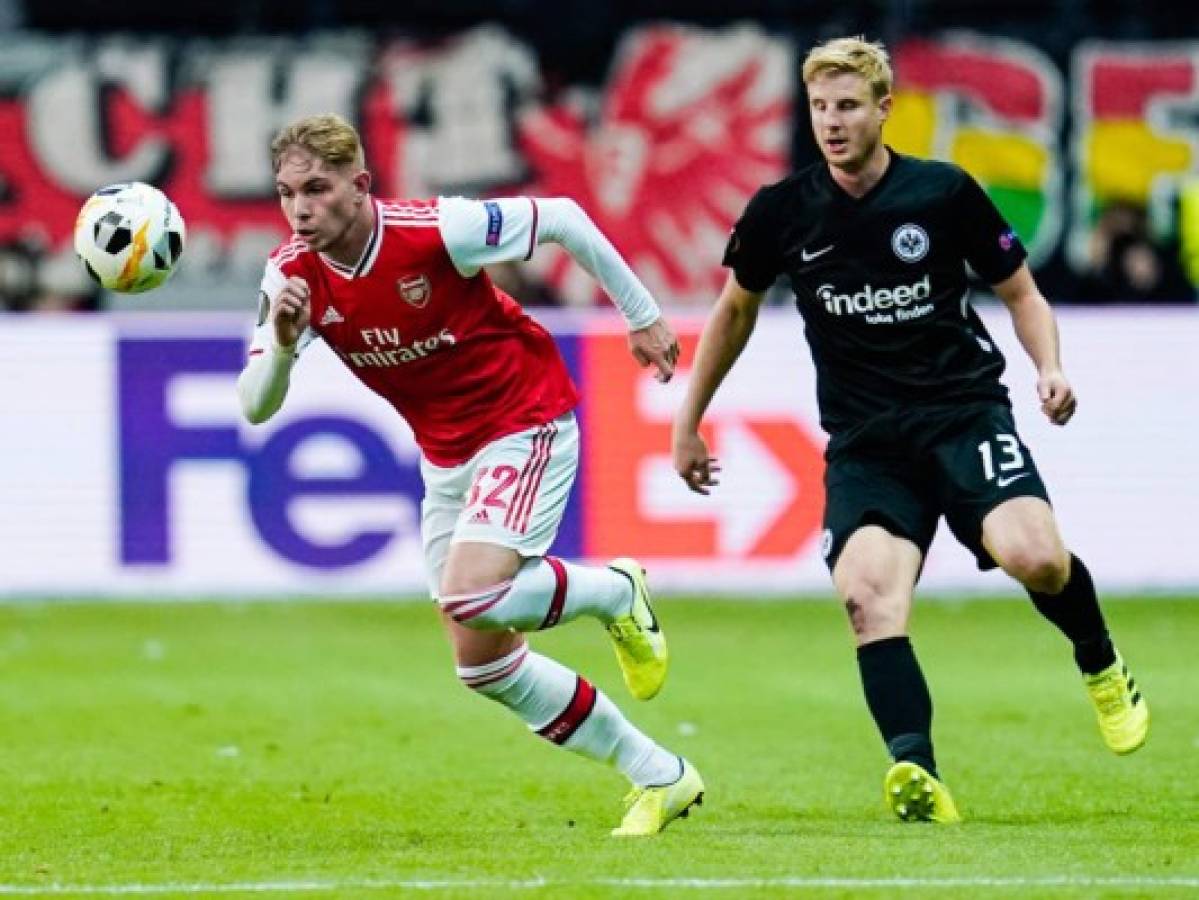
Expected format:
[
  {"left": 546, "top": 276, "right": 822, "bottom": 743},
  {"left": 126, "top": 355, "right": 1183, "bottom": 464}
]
[
  {"left": 458, "top": 645, "right": 680, "bottom": 787},
  {"left": 439, "top": 556, "right": 632, "bottom": 631}
]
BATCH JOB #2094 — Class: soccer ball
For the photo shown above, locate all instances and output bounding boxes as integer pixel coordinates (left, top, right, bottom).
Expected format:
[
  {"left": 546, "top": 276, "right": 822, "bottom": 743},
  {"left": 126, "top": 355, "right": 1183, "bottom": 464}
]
[{"left": 73, "top": 182, "right": 186, "bottom": 293}]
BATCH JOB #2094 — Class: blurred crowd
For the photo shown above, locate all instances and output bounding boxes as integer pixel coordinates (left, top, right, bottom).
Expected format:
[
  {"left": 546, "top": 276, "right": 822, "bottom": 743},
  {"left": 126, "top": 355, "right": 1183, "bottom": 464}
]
[
  {"left": 0, "top": 237, "right": 101, "bottom": 313},
  {"left": 1074, "top": 202, "right": 1195, "bottom": 306},
  {"left": 2, "top": 0, "right": 1198, "bottom": 312},
  {"left": 6, "top": 200, "right": 1194, "bottom": 314}
]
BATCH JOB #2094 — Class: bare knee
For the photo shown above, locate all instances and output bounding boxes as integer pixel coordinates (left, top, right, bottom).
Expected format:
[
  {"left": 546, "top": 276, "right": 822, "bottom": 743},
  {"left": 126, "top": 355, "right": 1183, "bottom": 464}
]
[
  {"left": 445, "top": 614, "right": 524, "bottom": 670},
  {"left": 440, "top": 568, "right": 510, "bottom": 600},
  {"left": 437, "top": 544, "right": 524, "bottom": 630},
  {"left": 983, "top": 499, "right": 1068, "bottom": 593},
  {"left": 992, "top": 537, "right": 1066, "bottom": 591},
  {"left": 838, "top": 572, "right": 908, "bottom": 642},
  {"left": 832, "top": 528, "right": 920, "bottom": 644},
  {"left": 439, "top": 543, "right": 522, "bottom": 599},
  {"left": 1000, "top": 543, "right": 1069, "bottom": 593}
]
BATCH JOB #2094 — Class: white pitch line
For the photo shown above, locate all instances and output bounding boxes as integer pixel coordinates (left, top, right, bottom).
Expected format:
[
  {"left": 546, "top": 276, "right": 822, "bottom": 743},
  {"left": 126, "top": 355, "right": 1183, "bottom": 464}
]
[
  {"left": 2, "top": 876, "right": 1199, "bottom": 894},
  {"left": 0, "top": 882, "right": 547, "bottom": 896}
]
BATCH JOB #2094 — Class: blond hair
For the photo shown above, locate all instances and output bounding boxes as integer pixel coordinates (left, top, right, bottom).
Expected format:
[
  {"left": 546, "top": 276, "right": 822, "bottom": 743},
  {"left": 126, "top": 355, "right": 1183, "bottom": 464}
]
[
  {"left": 270, "top": 114, "right": 365, "bottom": 173},
  {"left": 802, "top": 36, "right": 893, "bottom": 100}
]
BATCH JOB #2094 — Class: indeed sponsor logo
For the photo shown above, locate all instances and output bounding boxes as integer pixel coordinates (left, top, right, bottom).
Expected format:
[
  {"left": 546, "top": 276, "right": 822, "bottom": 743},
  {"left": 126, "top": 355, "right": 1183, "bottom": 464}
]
[
  {"left": 817, "top": 275, "right": 932, "bottom": 319},
  {"left": 345, "top": 327, "right": 457, "bottom": 367}
]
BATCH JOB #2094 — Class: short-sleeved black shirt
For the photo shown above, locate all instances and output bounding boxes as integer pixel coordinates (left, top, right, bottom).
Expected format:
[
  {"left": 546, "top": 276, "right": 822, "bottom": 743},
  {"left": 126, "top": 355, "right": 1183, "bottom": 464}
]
[{"left": 723, "top": 149, "right": 1027, "bottom": 454}]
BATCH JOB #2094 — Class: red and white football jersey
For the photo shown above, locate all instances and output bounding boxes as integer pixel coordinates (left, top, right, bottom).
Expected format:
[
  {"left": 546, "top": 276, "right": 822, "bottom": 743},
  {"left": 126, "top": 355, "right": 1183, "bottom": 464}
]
[{"left": 251, "top": 197, "right": 579, "bottom": 466}]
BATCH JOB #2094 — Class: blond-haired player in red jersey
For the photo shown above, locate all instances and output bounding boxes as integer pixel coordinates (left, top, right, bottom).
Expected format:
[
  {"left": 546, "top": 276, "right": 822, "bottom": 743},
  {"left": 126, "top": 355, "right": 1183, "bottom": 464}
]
[{"left": 237, "top": 114, "right": 703, "bottom": 836}]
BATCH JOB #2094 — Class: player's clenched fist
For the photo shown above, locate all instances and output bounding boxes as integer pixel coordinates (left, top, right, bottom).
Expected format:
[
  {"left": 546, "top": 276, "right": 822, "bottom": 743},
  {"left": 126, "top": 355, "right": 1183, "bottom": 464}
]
[
  {"left": 1037, "top": 370, "right": 1077, "bottom": 426},
  {"left": 272, "top": 276, "right": 311, "bottom": 349}
]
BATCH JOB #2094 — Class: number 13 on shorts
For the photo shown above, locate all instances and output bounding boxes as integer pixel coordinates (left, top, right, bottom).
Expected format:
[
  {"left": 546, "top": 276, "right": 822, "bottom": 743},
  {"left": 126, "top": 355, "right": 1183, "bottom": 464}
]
[{"left": 977, "top": 433, "right": 1027, "bottom": 486}]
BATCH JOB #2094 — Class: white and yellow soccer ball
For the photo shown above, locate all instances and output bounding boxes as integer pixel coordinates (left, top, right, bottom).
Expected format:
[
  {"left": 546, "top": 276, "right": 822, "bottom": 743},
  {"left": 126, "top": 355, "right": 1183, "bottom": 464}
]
[{"left": 73, "top": 182, "right": 186, "bottom": 293}]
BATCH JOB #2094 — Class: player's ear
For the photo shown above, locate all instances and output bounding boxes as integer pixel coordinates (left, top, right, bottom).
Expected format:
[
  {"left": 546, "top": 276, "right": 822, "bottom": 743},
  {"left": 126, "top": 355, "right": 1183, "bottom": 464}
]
[
  {"left": 352, "top": 169, "right": 372, "bottom": 199},
  {"left": 877, "top": 93, "right": 893, "bottom": 123}
]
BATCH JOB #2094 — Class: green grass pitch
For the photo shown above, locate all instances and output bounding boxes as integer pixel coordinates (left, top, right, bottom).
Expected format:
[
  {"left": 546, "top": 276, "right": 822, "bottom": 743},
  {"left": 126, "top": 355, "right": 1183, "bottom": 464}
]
[{"left": 0, "top": 596, "right": 1196, "bottom": 898}]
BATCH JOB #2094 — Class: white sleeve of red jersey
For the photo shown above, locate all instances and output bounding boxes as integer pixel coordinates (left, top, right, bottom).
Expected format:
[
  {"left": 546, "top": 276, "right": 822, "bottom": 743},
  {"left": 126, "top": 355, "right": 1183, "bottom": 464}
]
[
  {"left": 237, "top": 258, "right": 317, "bottom": 424},
  {"left": 438, "top": 196, "right": 538, "bottom": 277},
  {"left": 248, "top": 259, "right": 319, "bottom": 357},
  {"left": 438, "top": 195, "right": 661, "bottom": 330},
  {"left": 238, "top": 339, "right": 296, "bottom": 424}
]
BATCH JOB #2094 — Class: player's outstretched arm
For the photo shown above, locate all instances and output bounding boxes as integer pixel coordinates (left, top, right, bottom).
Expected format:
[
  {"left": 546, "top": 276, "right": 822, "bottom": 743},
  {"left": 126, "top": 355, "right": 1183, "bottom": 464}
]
[
  {"left": 523, "top": 197, "right": 656, "bottom": 326},
  {"left": 671, "top": 273, "right": 765, "bottom": 494},
  {"left": 438, "top": 196, "right": 676, "bottom": 379},
  {"left": 992, "top": 263, "right": 1077, "bottom": 426},
  {"left": 237, "top": 276, "right": 310, "bottom": 424},
  {"left": 534, "top": 198, "right": 679, "bottom": 380}
]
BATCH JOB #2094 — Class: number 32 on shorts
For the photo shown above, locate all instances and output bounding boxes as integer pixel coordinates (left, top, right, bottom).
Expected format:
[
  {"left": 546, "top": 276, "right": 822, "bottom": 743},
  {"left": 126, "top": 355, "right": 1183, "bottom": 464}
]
[
  {"left": 465, "top": 465, "right": 521, "bottom": 519},
  {"left": 977, "top": 433, "right": 1027, "bottom": 487}
]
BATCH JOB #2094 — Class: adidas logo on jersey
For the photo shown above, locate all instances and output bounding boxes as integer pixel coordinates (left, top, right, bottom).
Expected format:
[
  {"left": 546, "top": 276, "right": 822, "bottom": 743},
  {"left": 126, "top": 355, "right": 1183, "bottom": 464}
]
[
  {"left": 468, "top": 508, "right": 491, "bottom": 525},
  {"left": 320, "top": 306, "right": 345, "bottom": 325},
  {"left": 817, "top": 275, "right": 932, "bottom": 323}
]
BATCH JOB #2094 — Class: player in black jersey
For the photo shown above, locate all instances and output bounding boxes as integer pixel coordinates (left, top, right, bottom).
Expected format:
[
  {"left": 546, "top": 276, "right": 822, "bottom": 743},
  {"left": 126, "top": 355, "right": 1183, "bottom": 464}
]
[{"left": 672, "top": 36, "right": 1148, "bottom": 823}]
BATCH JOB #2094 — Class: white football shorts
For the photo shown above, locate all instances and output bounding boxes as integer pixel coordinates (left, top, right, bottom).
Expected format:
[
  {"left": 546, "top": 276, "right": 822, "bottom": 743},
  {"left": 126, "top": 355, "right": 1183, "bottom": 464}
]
[{"left": 420, "top": 412, "right": 578, "bottom": 597}]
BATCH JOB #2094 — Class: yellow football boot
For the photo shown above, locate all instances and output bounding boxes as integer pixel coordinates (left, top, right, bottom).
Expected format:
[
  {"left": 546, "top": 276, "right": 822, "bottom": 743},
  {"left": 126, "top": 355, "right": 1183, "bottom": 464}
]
[
  {"left": 606, "top": 558, "right": 668, "bottom": 701},
  {"left": 884, "top": 761, "right": 961, "bottom": 824},
  {"left": 612, "top": 759, "right": 705, "bottom": 836},
  {"left": 1084, "top": 652, "right": 1149, "bottom": 755}
]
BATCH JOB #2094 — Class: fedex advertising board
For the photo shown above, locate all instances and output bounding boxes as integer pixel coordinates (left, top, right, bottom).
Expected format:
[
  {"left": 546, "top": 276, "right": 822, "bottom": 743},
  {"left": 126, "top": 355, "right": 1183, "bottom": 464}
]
[{"left": 1, "top": 309, "right": 1196, "bottom": 597}]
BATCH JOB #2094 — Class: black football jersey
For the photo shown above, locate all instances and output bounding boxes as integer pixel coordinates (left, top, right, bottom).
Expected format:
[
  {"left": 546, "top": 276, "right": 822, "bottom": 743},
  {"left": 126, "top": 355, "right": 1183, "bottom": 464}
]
[{"left": 723, "top": 149, "right": 1027, "bottom": 447}]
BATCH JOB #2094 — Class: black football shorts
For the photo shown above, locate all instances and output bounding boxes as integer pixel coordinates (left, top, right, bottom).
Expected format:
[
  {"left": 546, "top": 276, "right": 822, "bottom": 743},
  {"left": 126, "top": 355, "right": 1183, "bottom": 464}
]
[{"left": 820, "top": 404, "right": 1050, "bottom": 572}]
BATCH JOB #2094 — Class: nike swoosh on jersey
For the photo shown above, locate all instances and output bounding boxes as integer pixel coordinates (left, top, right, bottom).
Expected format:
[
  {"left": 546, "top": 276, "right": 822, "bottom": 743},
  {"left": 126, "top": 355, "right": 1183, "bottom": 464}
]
[
  {"left": 801, "top": 244, "right": 834, "bottom": 262},
  {"left": 997, "top": 472, "right": 1031, "bottom": 488}
]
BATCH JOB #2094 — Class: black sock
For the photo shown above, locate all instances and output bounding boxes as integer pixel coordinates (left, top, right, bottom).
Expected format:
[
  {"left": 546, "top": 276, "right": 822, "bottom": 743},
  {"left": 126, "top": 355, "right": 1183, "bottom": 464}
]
[
  {"left": 1026, "top": 554, "right": 1116, "bottom": 675},
  {"left": 856, "top": 636, "right": 938, "bottom": 777}
]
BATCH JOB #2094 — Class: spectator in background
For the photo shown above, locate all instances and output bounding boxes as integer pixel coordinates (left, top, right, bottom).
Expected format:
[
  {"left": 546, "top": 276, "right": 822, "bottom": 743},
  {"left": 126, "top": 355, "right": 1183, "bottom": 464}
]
[
  {"left": 0, "top": 241, "right": 38, "bottom": 310},
  {"left": 1076, "top": 201, "right": 1195, "bottom": 304},
  {"left": 0, "top": 238, "right": 99, "bottom": 313}
]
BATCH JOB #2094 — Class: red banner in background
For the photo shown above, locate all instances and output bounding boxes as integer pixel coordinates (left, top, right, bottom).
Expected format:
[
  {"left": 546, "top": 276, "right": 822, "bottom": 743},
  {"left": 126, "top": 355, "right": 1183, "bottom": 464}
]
[
  {"left": 0, "top": 88, "right": 291, "bottom": 246},
  {"left": 519, "top": 26, "right": 793, "bottom": 306},
  {"left": 2, "top": 29, "right": 1198, "bottom": 304},
  {"left": 0, "top": 27, "right": 791, "bottom": 303}
]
